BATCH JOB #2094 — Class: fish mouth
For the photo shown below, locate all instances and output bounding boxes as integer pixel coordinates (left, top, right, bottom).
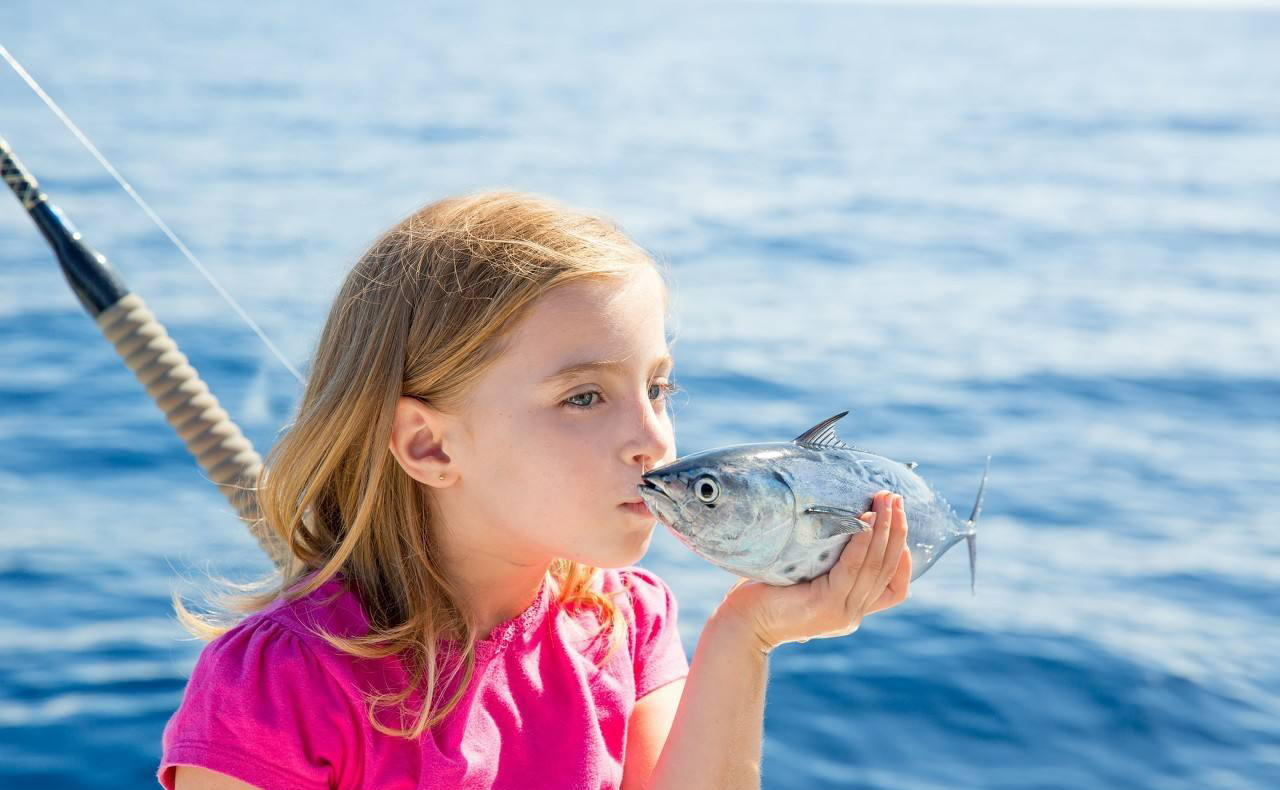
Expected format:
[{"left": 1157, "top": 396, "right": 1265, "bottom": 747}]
[
  {"left": 636, "top": 479, "right": 670, "bottom": 501},
  {"left": 635, "top": 480, "right": 678, "bottom": 526},
  {"left": 632, "top": 476, "right": 675, "bottom": 509}
]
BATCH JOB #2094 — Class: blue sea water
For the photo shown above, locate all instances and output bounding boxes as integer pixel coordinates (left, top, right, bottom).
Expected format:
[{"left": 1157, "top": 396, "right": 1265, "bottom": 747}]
[{"left": 1, "top": 2, "right": 1278, "bottom": 788}]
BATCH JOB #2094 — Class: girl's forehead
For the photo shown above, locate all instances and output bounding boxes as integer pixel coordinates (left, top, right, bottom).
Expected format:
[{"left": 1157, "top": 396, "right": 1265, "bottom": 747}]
[{"left": 514, "top": 273, "right": 667, "bottom": 352}]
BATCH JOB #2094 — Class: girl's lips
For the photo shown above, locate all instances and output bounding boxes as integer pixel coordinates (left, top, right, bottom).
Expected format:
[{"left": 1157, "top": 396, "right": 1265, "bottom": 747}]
[{"left": 619, "top": 501, "right": 652, "bottom": 516}]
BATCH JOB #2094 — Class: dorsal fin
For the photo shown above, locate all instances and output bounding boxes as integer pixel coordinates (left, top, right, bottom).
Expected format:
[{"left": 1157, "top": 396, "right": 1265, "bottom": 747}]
[{"left": 793, "top": 411, "right": 868, "bottom": 452}]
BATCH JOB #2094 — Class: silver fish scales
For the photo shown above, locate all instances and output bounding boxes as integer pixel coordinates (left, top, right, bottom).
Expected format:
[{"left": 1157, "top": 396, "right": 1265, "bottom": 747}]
[{"left": 637, "top": 411, "right": 990, "bottom": 593}]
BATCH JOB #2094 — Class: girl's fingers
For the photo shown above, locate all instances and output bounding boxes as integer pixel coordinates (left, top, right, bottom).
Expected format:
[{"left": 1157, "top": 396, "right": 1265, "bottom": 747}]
[
  {"left": 844, "top": 492, "right": 893, "bottom": 615},
  {"left": 867, "top": 546, "right": 912, "bottom": 613},
  {"left": 827, "top": 508, "right": 878, "bottom": 595},
  {"left": 893, "top": 545, "right": 912, "bottom": 600},
  {"left": 870, "top": 494, "right": 908, "bottom": 596}
]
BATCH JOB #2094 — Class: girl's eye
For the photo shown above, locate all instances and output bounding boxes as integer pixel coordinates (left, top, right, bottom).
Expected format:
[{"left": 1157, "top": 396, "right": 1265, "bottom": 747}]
[
  {"left": 650, "top": 378, "right": 681, "bottom": 404},
  {"left": 562, "top": 390, "right": 601, "bottom": 409},
  {"left": 561, "top": 377, "right": 681, "bottom": 411}
]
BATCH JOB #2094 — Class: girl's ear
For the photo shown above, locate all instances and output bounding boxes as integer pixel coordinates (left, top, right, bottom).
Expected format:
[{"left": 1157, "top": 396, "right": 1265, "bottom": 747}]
[{"left": 388, "top": 396, "right": 456, "bottom": 486}]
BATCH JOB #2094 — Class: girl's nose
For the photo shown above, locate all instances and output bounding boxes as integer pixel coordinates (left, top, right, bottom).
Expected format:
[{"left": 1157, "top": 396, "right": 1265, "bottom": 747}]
[{"left": 629, "top": 393, "right": 674, "bottom": 470}]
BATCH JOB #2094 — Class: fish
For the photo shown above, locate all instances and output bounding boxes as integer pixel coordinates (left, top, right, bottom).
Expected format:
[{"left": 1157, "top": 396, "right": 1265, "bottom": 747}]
[{"left": 636, "top": 411, "right": 990, "bottom": 594}]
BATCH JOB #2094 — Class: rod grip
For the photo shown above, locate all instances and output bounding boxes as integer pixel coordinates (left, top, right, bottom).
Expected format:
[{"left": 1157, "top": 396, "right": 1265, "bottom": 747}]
[{"left": 95, "top": 292, "right": 298, "bottom": 573}]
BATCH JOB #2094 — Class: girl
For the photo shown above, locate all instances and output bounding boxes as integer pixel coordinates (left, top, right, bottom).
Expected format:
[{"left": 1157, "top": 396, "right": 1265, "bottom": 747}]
[{"left": 158, "top": 190, "right": 912, "bottom": 790}]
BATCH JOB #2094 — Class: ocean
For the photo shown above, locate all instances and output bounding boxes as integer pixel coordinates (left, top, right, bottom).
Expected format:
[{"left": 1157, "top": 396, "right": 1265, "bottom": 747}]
[{"left": 1, "top": 2, "right": 1277, "bottom": 788}]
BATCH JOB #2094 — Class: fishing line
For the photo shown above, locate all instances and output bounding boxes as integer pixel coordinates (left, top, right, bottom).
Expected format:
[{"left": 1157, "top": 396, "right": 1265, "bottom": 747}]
[{"left": 0, "top": 43, "right": 305, "bottom": 385}]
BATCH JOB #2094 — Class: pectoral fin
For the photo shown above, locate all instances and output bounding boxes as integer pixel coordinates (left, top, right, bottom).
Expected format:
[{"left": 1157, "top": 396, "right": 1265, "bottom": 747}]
[{"left": 803, "top": 504, "right": 873, "bottom": 540}]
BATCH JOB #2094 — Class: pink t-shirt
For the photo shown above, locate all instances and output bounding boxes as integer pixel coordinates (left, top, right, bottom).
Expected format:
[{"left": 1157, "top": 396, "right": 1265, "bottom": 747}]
[{"left": 157, "top": 565, "right": 689, "bottom": 790}]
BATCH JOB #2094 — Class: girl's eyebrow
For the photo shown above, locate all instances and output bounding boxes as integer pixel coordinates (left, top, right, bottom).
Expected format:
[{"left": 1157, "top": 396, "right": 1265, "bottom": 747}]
[{"left": 539, "top": 352, "right": 674, "bottom": 386}]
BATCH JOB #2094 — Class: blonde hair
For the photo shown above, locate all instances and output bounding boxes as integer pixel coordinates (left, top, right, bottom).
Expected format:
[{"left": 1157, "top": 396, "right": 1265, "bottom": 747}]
[{"left": 172, "top": 189, "right": 674, "bottom": 739}]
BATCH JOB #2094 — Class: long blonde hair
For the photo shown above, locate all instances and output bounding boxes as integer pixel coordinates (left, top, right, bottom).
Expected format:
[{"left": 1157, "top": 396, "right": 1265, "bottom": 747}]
[{"left": 172, "top": 189, "right": 674, "bottom": 738}]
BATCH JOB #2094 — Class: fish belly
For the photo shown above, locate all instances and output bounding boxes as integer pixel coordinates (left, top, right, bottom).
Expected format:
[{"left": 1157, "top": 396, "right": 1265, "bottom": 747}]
[{"left": 764, "top": 533, "right": 855, "bottom": 585}]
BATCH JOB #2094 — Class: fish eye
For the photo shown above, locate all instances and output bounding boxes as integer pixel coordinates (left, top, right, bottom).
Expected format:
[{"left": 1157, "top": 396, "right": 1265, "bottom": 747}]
[{"left": 694, "top": 475, "right": 719, "bottom": 504}]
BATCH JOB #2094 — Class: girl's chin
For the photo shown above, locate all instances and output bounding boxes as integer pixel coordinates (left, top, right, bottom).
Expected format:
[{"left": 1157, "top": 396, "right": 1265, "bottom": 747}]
[{"left": 585, "top": 525, "right": 657, "bottom": 569}]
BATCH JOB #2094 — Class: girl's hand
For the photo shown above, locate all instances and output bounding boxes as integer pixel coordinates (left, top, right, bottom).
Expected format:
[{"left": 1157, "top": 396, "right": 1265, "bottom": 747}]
[{"left": 714, "top": 490, "right": 912, "bottom": 653}]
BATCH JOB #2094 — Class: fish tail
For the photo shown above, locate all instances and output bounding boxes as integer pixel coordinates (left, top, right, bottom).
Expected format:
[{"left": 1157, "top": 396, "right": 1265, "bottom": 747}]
[
  {"left": 964, "top": 454, "right": 991, "bottom": 597},
  {"left": 966, "top": 532, "right": 977, "bottom": 597}
]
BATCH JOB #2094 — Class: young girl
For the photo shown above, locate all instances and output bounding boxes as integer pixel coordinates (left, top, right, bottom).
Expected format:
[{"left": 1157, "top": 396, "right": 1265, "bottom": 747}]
[{"left": 158, "top": 190, "right": 912, "bottom": 790}]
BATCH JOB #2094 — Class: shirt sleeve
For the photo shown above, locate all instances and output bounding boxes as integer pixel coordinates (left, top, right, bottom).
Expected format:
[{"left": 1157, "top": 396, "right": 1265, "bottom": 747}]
[
  {"left": 157, "top": 615, "right": 363, "bottom": 790},
  {"left": 624, "top": 567, "right": 690, "bottom": 699}
]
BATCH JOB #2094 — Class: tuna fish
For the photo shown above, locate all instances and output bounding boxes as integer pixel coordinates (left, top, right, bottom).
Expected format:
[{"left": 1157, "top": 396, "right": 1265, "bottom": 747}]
[{"left": 637, "top": 411, "right": 990, "bottom": 593}]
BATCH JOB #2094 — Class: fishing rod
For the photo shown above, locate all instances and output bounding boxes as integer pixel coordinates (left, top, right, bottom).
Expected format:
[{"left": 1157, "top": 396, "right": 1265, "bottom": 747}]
[{"left": 1, "top": 135, "right": 294, "bottom": 572}]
